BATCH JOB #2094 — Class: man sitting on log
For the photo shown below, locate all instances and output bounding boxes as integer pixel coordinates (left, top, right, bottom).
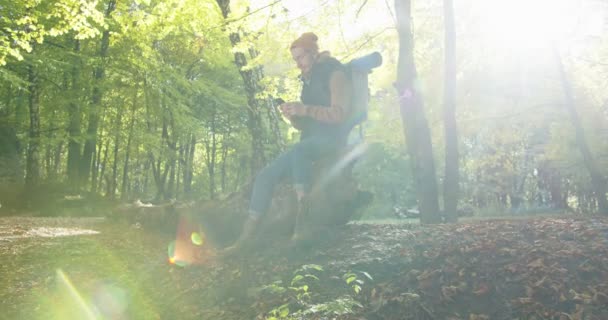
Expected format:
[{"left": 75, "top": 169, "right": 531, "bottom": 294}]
[{"left": 224, "top": 32, "right": 354, "bottom": 252}]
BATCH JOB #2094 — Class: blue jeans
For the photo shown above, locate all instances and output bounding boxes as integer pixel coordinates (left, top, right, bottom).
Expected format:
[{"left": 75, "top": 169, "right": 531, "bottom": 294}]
[{"left": 249, "top": 135, "right": 342, "bottom": 218}]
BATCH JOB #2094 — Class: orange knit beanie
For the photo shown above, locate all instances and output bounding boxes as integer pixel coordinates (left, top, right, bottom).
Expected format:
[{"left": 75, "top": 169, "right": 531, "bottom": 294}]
[{"left": 290, "top": 32, "right": 319, "bottom": 53}]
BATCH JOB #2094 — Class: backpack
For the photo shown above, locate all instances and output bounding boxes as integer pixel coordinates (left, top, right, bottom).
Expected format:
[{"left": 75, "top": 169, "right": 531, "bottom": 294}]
[{"left": 344, "top": 52, "right": 383, "bottom": 133}]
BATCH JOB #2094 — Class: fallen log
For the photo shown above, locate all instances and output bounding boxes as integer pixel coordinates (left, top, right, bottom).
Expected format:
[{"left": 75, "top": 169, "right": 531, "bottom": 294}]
[
  {"left": 111, "top": 145, "right": 373, "bottom": 249},
  {"left": 199, "top": 146, "right": 374, "bottom": 247}
]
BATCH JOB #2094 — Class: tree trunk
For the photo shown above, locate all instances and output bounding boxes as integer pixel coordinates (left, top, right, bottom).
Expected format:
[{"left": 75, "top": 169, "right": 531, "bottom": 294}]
[
  {"left": 234, "top": 156, "right": 246, "bottom": 192},
  {"left": 2, "top": 85, "right": 12, "bottom": 118},
  {"left": 67, "top": 39, "right": 82, "bottom": 190},
  {"left": 394, "top": 0, "right": 441, "bottom": 223},
  {"left": 92, "top": 112, "right": 107, "bottom": 193},
  {"left": 121, "top": 90, "right": 138, "bottom": 200},
  {"left": 143, "top": 158, "right": 151, "bottom": 196},
  {"left": 147, "top": 90, "right": 178, "bottom": 200},
  {"left": 266, "top": 97, "right": 285, "bottom": 151},
  {"left": 43, "top": 125, "right": 62, "bottom": 182},
  {"left": 215, "top": 0, "right": 271, "bottom": 174},
  {"left": 167, "top": 159, "right": 176, "bottom": 200},
  {"left": 25, "top": 64, "right": 41, "bottom": 191},
  {"left": 182, "top": 133, "right": 196, "bottom": 196},
  {"left": 166, "top": 110, "right": 178, "bottom": 200},
  {"left": 44, "top": 136, "right": 52, "bottom": 180},
  {"left": 0, "top": 88, "right": 20, "bottom": 186},
  {"left": 547, "top": 171, "right": 564, "bottom": 209},
  {"left": 554, "top": 48, "right": 608, "bottom": 214},
  {"left": 97, "top": 140, "right": 109, "bottom": 194},
  {"left": 205, "top": 107, "right": 217, "bottom": 200},
  {"left": 81, "top": 0, "right": 116, "bottom": 190},
  {"left": 177, "top": 143, "right": 184, "bottom": 199},
  {"left": 110, "top": 109, "right": 122, "bottom": 199},
  {"left": 220, "top": 130, "right": 231, "bottom": 193},
  {"left": 150, "top": 153, "right": 162, "bottom": 199},
  {"left": 442, "top": 0, "right": 459, "bottom": 222},
  {"left": 151, "top": 114, "right": 172, "bottom": 200},
  {"left": 562, "top": 179, "right": 571, "bottom": 210}
]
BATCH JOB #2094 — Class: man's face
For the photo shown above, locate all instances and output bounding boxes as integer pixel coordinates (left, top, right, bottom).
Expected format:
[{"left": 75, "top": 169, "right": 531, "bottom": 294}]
[{"left": 291, "top": 47, "right": 314, "bottom": 74}]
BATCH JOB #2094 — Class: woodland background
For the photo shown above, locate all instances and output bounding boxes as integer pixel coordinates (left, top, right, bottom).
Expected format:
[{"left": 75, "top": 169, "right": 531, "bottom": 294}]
[
  {"left": 2, "top": 1, "right": 608, "bottom": 319},
  {"left": 1, "top": 0, "right": 607, "bottom": 219}
]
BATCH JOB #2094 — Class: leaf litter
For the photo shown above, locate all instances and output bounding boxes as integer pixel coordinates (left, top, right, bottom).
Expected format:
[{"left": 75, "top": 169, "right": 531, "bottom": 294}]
[{"left": 0, "top": 215, "right": 607, "bottom": 319}]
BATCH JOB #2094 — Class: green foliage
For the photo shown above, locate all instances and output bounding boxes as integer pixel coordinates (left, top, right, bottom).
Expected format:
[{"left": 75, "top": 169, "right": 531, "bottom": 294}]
[
  {"left": 353, "top": 142, "right": 416, "bottom": 218},
  {"left": 261, "top": 264, "right": 367, "bottom": 320},
  {"left": 0, "top": 0, "right": 103, "bottom": 66},
  {"left": 342, "top": 270, "right": 373, "bottom": 294},
  {"left": 0, "top": 0, "right": 606, "bottom": 214},
  {"left": 299, "top": 297, "right": 363, "bottom": 317}
]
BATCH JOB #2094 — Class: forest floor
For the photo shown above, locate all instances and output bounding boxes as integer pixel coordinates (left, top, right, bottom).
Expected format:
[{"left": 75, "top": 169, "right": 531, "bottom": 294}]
[{"left": 1, "top": 214, "right": 607, "bottom": 320}]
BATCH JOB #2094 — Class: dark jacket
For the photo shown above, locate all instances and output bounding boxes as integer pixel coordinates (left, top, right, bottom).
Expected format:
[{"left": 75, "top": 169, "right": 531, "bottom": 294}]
[{"left": 298, "top": 56, "right": 350, "bottom": 140}]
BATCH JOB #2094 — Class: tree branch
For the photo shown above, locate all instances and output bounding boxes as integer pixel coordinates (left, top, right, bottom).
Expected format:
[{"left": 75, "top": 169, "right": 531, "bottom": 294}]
[
  {"left": 342, "top": 27, "right": 392, "bottom": 60},
  {"left": 355, "top": 0, "right": 370, "bottom": 18},
  {"left": 207, "top": 0, "right": 282, "bottom": 31}
]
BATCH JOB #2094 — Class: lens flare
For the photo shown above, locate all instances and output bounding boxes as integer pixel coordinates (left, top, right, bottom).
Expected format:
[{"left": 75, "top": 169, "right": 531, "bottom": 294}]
[
  {"left": 91, "top": 281, "right": 128, "bottom": 318},
  {"left": 167, "top": 240, "right": 190, "bottom": 267},
  {"left": 56, "top": 269, "right": 97, "bottom": 320},
  {"left": 312, "top": 142, "right": 369, "bottom": 195},
  {"left": 169, "top": 214, "right": 217, "bottom": 266},
  {"left": 191, "top": 232, "right": 204, "bottom": 246}
]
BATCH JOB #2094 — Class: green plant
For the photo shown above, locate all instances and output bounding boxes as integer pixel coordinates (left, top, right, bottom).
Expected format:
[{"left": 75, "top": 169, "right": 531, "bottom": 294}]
[
  {"left": 263, "top": 265, "right": 370, "bottom": 320},
  {"left": 342, "top": 271, "right": 373, "bottom": 295}
]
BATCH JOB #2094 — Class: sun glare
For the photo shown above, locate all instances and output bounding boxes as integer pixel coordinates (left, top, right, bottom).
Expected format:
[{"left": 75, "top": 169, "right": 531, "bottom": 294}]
[
  {"left": 475, "top": 0, "right": 602, "bottom": 52},
  {"left": 168, "top": 215, "right": 211, "bottom": 267},
  {"left": 478, "top": 0, "right": 562, "bottom": 47},
  {"left": 56, "top": 269, "right": 97, "bottom": 320}
]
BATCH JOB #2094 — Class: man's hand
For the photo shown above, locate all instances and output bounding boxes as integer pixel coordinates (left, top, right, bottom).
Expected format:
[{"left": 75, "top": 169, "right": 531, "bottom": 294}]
[{"left": 280, "top": 102, "right": 308, "bottom": 118}]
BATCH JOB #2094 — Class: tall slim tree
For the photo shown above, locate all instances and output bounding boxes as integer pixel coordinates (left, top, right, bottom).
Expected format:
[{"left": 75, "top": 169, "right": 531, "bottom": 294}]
[
  {"left": 215, "top": 0, "right": 269, "bottom": 174},
  {"left": 66, "top": 39, "right": 82, "bottom": 190},
  {"left": 109, "top": 107, "right": 123, "bottom": 199},
  {"left": 80, "top": 0, "right": 116, "bottom": 189},
  {"left": 121, "top": 89, "right": 138, "bottom": 200},
  {"left": 25, "top": 62, "right": 41, "bottom": 191},
  {"left": 442, "top": 0, "right": 459, "bottom": 222},
  {"left": 554, "top": 48, "right": 608, "bottom": 214},
  {"left": 182, "top": 133, "right": 196, "bottom": 197},
  {"left": 204, "top": 105, "right": 218, "bottom": 199},
  {"left": 394, "top": 0, "right": 441, "bottom": 223}
]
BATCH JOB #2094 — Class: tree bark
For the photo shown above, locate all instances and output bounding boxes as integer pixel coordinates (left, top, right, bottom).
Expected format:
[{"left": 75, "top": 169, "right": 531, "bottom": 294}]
[
  {"left": 81, "top": 0, "right": 116, "bottom": 190},
  {"left": 67, "top": 39, "right": 82, "bottom": 190},
  {"left": 121, "top": 90, "right": 138, "bottom": 200},
  {"left": 204, "top": 106, "right": 218, "bottom": 199},
  {"left": 25, "top": 64, "right": 41, "bottom": 191},
  {"left": 151, "top": 120, "right": 169, "bottom": 200},
  {"left": 166, "top": 109, "right": 178, "bottom": 199},
  {"left": 2, "top": 85, "right": 12, "bottom": 118},
  {"left": 182, "top": 133, "right": 196, "bottom": 196},
  {"left": 177, "top": 142, "right": 184, "bottom": 198},
  {"left": 53, "top": 142, "right": 62, "bottom": 179},
  {"left": 97, "top": 140, "right": 109, "bottom": 194},
  {"left": 555, "top": 48, "right": 608, "bottom": 214},
  {"left": 215, "top": 0, "right": 271, "bottom": 175},
  {"left": 92, "top": 112, "right": 107, "bottom": 193},
  {"left": 0, "top": 86, "right": 20, "bottom": 186},
  {"left": 394, "top": 0, "right": 441, "bottom": 223},
  {"left": 220, "top": 130, "right": 231, "bottom": 193},
  {"left": 110, "top": 108, "right": 123, "bottom": 199},
  {"left": 167, "top": 157, "right": 176, "bottom": 199},
  {"left": 442, "top": 0, "right": 459, "bottom": 222}
]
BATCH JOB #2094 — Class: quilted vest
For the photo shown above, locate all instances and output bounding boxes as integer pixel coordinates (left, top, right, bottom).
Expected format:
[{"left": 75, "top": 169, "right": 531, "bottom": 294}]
[{"left": 298, "top": 57, "right": 348, "bottom": 141}]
